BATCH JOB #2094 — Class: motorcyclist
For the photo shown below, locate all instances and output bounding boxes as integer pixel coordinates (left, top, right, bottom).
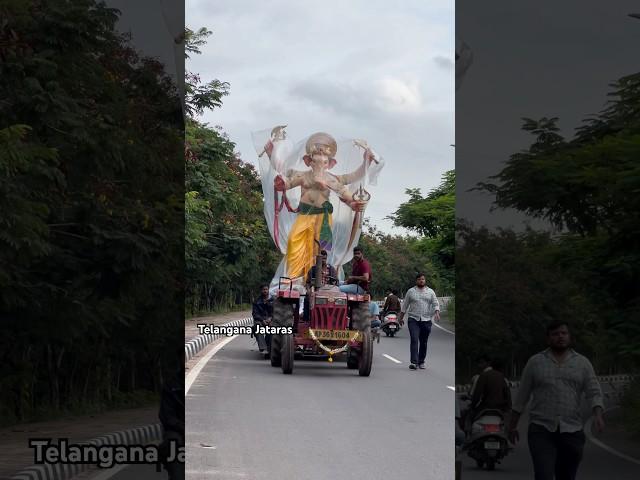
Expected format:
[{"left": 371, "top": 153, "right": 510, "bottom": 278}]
[
  {"left": 468, "top": 357, "right": 512, "bottom": 433},
  {"left": 382, "top": 288, "right": 401, "bottom": 317},
  {"left": 462, "top": 354, "right": 492, "bottom": 434}
]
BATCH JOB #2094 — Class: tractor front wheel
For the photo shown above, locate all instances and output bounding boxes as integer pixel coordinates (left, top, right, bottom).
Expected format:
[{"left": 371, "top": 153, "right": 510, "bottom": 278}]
[
  {"left": 281, "top": 334, "right": 294, "bottom": 374},
  {"left": 270, "top": 334, "right": 281, "bottom": 367},
  {"left": 358, "top": 329, "right": 373, "bottom": 377}
]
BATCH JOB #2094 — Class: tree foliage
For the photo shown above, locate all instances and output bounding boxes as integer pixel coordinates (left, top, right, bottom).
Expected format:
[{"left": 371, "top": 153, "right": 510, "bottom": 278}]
[
  {"left": 184, "top": 27, "right": 229, "bottom": 117},
  {"left": 184, "top": 120, "right": 279, "bottom": 313},
  {"left": 388, "top": 170, "right": 455, "bottom": 294},
  {"left": 455, "top": 224, "right": 607, "bottom": 379},
  {"left": 458, "top": 72, "right": 640, "bottom": 381},
  {"left": 1, "top": 0, "right": 183, "bottom": 424},
  {"left": 351, "top": 220, "right": 444, "bottom": 299},
  {"left": 183, "top": 29, "right": 279, "bottom": 314}
]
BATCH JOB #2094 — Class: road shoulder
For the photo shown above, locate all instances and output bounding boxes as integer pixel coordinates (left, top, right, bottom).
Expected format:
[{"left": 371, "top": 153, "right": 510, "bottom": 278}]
[{"left": 586, "top": 408, "right": 640, "bottom": 464}]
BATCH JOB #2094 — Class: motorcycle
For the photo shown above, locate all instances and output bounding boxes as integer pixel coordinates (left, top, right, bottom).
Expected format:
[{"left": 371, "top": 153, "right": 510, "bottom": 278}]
[
  {"left": 464, "top": 409, "right": 510, "bottom": 471},
  {"left": 381, "top": 310, "right": 401, "bottom": 337}
]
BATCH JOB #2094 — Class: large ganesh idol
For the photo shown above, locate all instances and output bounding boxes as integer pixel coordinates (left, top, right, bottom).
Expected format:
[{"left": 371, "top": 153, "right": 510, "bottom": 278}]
[{"left": 252, "top": 127, "right": 384, "bottom": 290}]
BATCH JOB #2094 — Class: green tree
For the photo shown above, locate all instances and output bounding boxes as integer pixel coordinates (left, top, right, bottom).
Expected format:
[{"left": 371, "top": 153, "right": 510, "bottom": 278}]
[
  {"left": 388, "top": 170, "right": 455, "bottom": 294},
  {"left": 184, "top": 27, "right": 229, "bottom": 116},
  {"left": 455, "top": 224, "right": 601, "bottom": 380},
  {"left": 476, "top": 72, "right": 640, "bottom": 368},
  {"left": 350, "top": 220, "right": 441, "bottom": 300},
  {"left": 1, "top": 0, "right": 183, "bottom": 424},
  {"left": 183, "top": 29, "right": 279, "bottom": 315},
  {"left": 184, "top": 120, "right": 279, "bottom": 313},
  {"left": 456, "top": 71, "right": 640, "bottom": 390}
]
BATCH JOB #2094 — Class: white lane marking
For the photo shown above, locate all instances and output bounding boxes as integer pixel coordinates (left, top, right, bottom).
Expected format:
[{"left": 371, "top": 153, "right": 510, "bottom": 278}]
[
  {"left": 447, "top": 386, "right": 456, "bottom": 391},
  {"left": 585, "top": 408, "right": 640, "bottom": 465},
  {"left": 382, "top": 354, "right": 402, "bottom": 364},
  {"left": 186, "top": 335, "right": 238, "bottom": 393},
  {"left": 433, "top": 321, "right": 455, "bottom": 335}
]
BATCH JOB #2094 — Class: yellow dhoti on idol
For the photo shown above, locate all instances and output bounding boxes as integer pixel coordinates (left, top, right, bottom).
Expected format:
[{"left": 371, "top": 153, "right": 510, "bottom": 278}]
[{"left": 286, "top": 201, "right": 333, "bottom": 279}]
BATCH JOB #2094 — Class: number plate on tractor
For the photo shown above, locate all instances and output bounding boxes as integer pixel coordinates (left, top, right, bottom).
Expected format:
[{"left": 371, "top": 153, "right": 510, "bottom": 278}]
[{"left": 306, "top": 329, "right": 361, "bottom": 341}]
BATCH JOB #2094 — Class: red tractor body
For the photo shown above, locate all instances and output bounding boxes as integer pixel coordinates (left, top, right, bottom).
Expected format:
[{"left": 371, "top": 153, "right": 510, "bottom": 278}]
[{"left": 271, "top": 267, "right": 374, "bottom": 376}]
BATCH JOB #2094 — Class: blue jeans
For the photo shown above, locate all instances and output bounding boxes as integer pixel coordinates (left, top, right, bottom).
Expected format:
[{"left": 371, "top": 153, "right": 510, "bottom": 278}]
[
  {"left": 254, "top": 322, "right": 271, "bottom": 352},
  {"left": 339, "top": 284, "right": 366, "bottom": 294},
  {"left": 408, "top": 318, "right": 432, "bottom": 365},
  {"left": 527, "top": 424, "right": 585, "bottom": 480}
]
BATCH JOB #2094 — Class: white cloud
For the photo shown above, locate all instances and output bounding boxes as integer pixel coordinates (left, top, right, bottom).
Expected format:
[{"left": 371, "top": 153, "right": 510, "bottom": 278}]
[{"left": 376, "top": 77, "right": 423, "bottom": 113}]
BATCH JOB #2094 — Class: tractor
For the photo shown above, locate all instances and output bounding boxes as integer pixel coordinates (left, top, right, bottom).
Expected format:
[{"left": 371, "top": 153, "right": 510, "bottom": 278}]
[{"left": 269, "top": 254, "right": 374, "bottom": 376}]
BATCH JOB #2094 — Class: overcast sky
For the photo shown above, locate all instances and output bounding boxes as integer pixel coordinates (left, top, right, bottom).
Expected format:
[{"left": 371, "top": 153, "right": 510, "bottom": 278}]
[
  {"left": 457, "top": 0, "right": 640, "bottom": 230},
  {"left": 186, "top": 0, "right": 454, "bottom": 234}
]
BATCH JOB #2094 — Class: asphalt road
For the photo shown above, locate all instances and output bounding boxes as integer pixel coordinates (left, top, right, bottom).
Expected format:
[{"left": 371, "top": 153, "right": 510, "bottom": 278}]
[
  {"left": 459, "top": 398, "right": 640, "bottom": 479},
  {"left": 184, "top": 322, "right": 455, "bottom": 480}
]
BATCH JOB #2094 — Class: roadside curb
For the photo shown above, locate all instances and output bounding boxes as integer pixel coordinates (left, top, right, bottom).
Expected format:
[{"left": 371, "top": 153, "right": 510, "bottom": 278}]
[
  {"left": 10, "top": 423, "right": 163, "bottom": 480},
  {"left": 184, "top": 317, "right": 253, "bottom": 362},
  {"left": 10, "top": 317, "right": 256, "bottom": 480}
]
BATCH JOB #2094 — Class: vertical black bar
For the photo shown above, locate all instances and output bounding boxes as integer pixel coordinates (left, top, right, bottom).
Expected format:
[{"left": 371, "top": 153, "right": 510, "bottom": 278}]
[
  {"left": 457, "top": 0, "right": 640, "bottom": 478},
  {"left": 0, "top": 0, "right": 185, "bottom": 478}
]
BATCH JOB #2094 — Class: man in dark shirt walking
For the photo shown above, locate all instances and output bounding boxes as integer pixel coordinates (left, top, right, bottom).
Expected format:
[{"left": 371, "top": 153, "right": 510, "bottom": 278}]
[{"left": 252, "top": 285, "right": 273, "bottom": 358}]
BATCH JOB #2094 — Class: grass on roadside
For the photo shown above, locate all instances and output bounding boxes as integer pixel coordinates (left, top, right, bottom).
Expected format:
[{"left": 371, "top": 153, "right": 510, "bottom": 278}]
[
  {"left": 621, "top": 378, "right": 640, "bottom": 437},
  {"left": 0, "top": 390, "right": 159, "bottom": 428},
  {"left": 186, "top": 303, "right": 252, "bottom": 320},
  {"left": 446, "top": 296, "right": 455, "bottom": 324}
]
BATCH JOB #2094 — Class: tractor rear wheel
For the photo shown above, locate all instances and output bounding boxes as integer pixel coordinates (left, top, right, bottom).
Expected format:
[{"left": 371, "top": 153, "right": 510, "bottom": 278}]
[
  {"left": 273, "top": 297, "right": 295, "bottom": 372},
  {"left": 270, "top": 334, "right": 281, "bottom": 367},
  {"left": 350, "top": 302, "right": 370, "bottom": 331},
  {"left": 281, "top": 333, "right": 294, "bottom": 374},
  {"left": 273, "top": 297, "right": 294, "bottom": 327},
  {"left": 358, "top": 328, "right": 373, "bottom": 377}
]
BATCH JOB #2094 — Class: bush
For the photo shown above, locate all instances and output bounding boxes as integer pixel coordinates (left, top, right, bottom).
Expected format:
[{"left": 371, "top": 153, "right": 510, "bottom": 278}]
[
  {"left": 446, "top": 296, "right": 455, "bottom": 324},
  {"left": 621, "top": 378, "right": 640, "bottom": 437}
]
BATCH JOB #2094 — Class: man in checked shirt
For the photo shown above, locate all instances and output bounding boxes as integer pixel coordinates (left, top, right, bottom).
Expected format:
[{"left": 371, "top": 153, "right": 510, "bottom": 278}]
[
  {"left": 508, "top": 320, "right": 605, "bottom": 480},
  {"left": 398, "top": 273, "right": 440, "bottom": 370}
]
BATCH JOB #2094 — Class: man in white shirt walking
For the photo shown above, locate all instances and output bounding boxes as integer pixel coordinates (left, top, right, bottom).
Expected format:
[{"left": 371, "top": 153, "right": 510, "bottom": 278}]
[
  {"left": 508, "top": 320, "right": 605, "bottom": 480},
  {"left": 398, "top": 273, "right": 440, "bottom": 370}
]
